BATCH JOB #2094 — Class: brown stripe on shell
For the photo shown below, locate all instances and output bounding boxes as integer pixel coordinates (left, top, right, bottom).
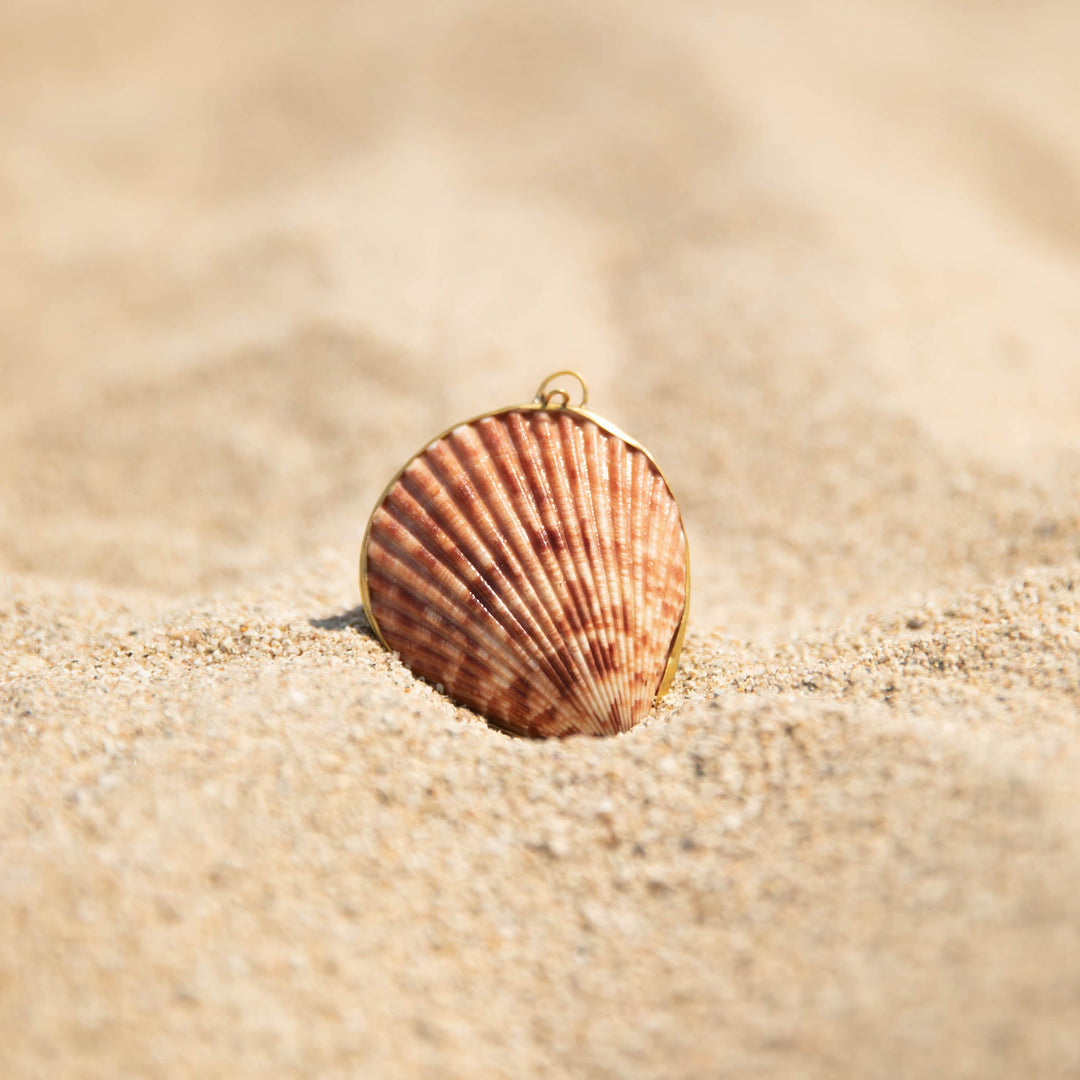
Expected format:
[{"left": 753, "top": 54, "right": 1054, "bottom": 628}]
[
  {"left": 550, "top": 415, "right": 620, "bottom": 712},
  {"left": 459, "top": 418, "right": 605, "bottom": 724},
  {"left": 364, "top": 409, "right": 687, "bottom": 738},
  {"left": 407, "top": 441, "right": 579, "bottom": 695},
  {"left": 365, "top": 534, "right": 563, "bottom": 718},
  {"left": 504, "top": 413, "right": 615, "bottom": 727},
  {"left": 373, "top": 482, "right": 568, "bottom": 700},
  {"left": 581, "top": 419, "right": 630, "bottom": 723},
  {"left": 370, "top": 500, "right": 577, "bottom": 723}
]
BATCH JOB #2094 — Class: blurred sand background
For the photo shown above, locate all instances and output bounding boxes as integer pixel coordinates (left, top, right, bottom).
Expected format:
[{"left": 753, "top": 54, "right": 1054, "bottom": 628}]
[{"left": 2, "top": 0, "right": 1080, "bottom": 1075}]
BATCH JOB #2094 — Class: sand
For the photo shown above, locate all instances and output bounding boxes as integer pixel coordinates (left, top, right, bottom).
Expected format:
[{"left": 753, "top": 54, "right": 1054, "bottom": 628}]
[{"left": 2, "top": 0, "right": 1080, "bottom": 1075}]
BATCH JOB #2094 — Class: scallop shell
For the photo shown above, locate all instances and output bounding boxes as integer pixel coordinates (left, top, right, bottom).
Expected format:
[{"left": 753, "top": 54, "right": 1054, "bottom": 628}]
[{"left": 360, "top": 406, "right": 688, "bottom": 738}]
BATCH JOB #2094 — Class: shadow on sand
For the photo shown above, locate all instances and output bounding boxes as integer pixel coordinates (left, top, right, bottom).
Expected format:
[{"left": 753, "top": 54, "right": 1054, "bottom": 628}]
[{"left": 309, "top": 606, "right": 375, "bottom": 637}]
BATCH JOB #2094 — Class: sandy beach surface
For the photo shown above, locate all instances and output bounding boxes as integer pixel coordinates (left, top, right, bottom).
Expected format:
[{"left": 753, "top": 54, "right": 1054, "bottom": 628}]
[{"left": 3, "top": 0, "right": 1080, "bottom": 1076}]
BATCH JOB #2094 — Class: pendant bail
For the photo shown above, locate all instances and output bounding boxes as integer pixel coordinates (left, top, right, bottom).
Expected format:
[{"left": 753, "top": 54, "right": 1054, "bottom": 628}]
[{"left": 534, "top": 370, "right": 589, "bottom": 410}]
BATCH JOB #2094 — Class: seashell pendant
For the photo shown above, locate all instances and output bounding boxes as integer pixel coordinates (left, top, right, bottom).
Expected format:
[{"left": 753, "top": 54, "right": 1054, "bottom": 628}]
[{"left": 359, "top": 371, "right": 689, "bottom": 738}]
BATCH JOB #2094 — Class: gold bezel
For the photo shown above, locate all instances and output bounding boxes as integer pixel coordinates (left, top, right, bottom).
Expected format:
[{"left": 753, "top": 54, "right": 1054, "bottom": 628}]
[{"left": 358, "top": 381, "right": 690, "bottom": 705}]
